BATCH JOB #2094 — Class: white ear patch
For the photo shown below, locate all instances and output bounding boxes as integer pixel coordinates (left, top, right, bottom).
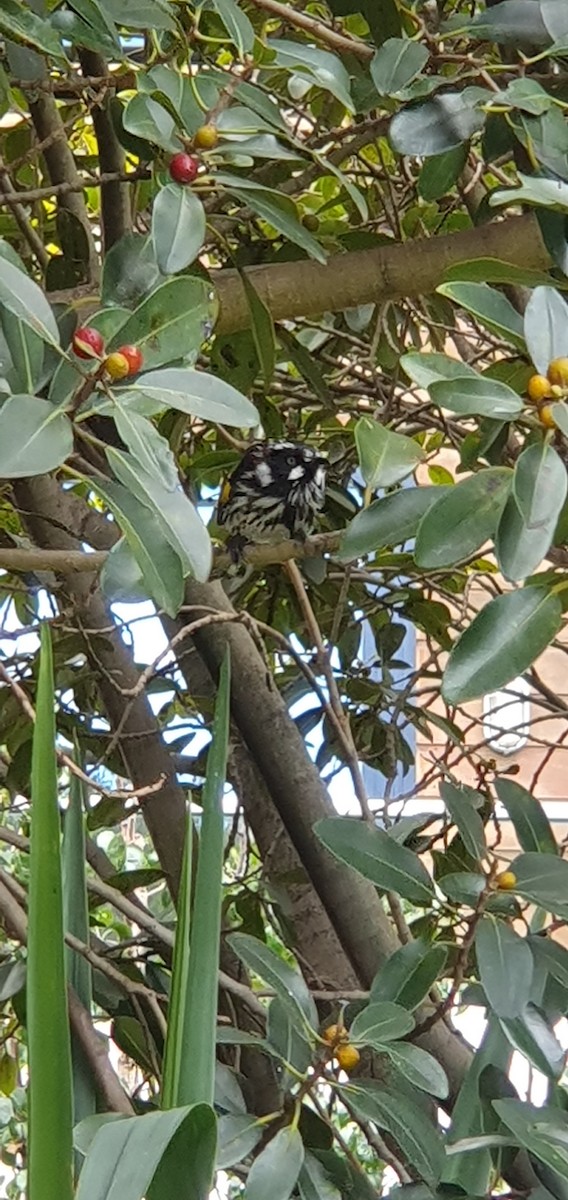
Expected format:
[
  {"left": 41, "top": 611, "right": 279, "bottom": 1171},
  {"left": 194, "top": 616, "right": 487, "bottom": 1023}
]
[
  {"left": 255, "top": 461, "right": 272, "bottom": 487},
  {"left": 314, "top": 466, "right": 326, "bottom": 488},
  {"left": 288, "top": 464, "right": 306, "bottom": 481}
]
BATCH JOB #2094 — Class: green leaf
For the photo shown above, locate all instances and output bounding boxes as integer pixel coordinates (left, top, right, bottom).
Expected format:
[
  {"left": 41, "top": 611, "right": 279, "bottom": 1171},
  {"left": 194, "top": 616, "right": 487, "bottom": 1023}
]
[
  {"left": 266, "top": 997, "right": 312, "bottom": 1089},
  {"left": 107, "top": 448, "right": 212, "bottom": 583},
  {"left": 90, "top": 476, "right": 185, "bottom": 616},
  {"left": 429, "top": 376, "right": 524, "bottom": 419},
  {"left": 298, "top": 1152, "right": 341, "bottom": 1200},
  {"left": 349, "top": 1002, "right": 415, "bottom": 1046},
  {"left": 107, "top": 277, "right": 217, "bottom": 370},
  {"left": 415, "top": 469, "right": 511, "bottom": 568},
  {"left": 401, "top": 351, "right": 478, "bottom": 389},
  {"left": 100, "top": 539, "right": 148, "bottom": 605},
  {"left": 28, "top": 625, "right": 74, "bottom": 1200},
  {"left": 267, "top": 40, "right": 354, "bottom": 111},
  {"left": 76, "top": 1104, "right": 217, "bottom": 1200},
  {"left": 122, "top": 94, "right": 181, "bottom": 152},
  {"left": 0, "top": 0, "right": 66, "bottom": 58},
  {"left": 101, "top": 233, "right": 163, "bottom": 309},
  {"left": 339, "top": 487, "right": 451, "bottom": 560},
  {"left": 162, "top": 811, "right": 192, "bottom": 1111},
  {"left": 384, "top": 1043, "right": 449, "bottom": 1100},
  {"left": 62, "top": 756, "right": 95, "bottom": 1132},
  {"left": 370, "top": 39, "right": 429, "bottom": 96},
  {"left": 437, "top": 282, "right": 525, "bottom": 347},
  {"left": 442, "top": 258, "right": 557, "bottom": 289},
  {"left": 346, "top": 1081, "right": 444, "bottom": 1186},
  {"left": 442, "top": 588, "right": 563, "bottom": 705},
  {"left": 496, "top": 444, "right": 568, "bottom": 582},
  {"left": 0, "top": 395, "right": 73, "bottom": 478},
  {"left": 418, "top": 145, "right": 468, "bottom": 201},
  {"left": 152, "top": 185, "right": 206, "bottom": 275},
  {"left": 178, "top": 653, "right": 230, "bottom": 1107},
  {"left": 126, "top": 366, "right": 258, "bottom": 427},
  {"left": 438, "top": 872, "right": 486, "bottom": 905},
  {"left": 112, "top": 405, "right": 180, "bottom": 490},
  {"left": 216, "top": 1114, "right": 262, "bottom": 1170},
  {"left": 499, "top": 1004, "right": 565, "bottom": 1079},
  {"left": 1, "top": 311, "right": 45, "bottom": 394},
  {"left": 441, "top": 781, "right": 487, "bottom": 861},
  {"left": 208, "top": 0, "right": 254, "bottom": 54},
  {"left": 370, "top": 940, "right": 448, "bottom": 1010},
  {"left": 355, "top": 417, "right": 423, "bottom": 490},
  {"left": 390, "top": 93, "right": 485, "bottom": 157},
  {"left": 315, "top": 818, "right": 434, "bottom": 904},
  {"left": 475, "top": 918, "right": 533, "bottom": 1018},
  {"left": 0, "top": 258, "right": 60, "bottom": 346},
  {"left": 246, "top": 1127, "right": 305, "bottom": 1200},
  {"left": 216, "top": 174, "right": 326, "bottom": 264},
  {"left": 241, "top": 272, "right": 276, "bottom": 385},
  {"left": 465, "top": 3, "right": 550, "bottom": 46},
  {"left": 494, "top": 1099, "right": 568, "bottom": 1183},
  {"left": 509, "top": 851, "right": 568, "bottom": 918},
  {"left": 490, "top": 173, "right": 568, "bottom": 214},
  {"left": 529, "top": 936, "right": 568, "bottom": 989},
  {"left": 523, "top": 286, "right": 568, "bottom": 375},
  {"left": 228, "top": 933, "right": 318, "bottom": 1031},
  {"left": 98, "top": 0, "right": 176, "bottom": 29}
]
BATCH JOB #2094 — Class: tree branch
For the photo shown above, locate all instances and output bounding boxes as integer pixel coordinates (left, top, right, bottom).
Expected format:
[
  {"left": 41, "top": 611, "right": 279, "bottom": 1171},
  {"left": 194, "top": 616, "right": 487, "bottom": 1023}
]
[{"left": 78, "top": 50, "right": 132, "bottom": 250}]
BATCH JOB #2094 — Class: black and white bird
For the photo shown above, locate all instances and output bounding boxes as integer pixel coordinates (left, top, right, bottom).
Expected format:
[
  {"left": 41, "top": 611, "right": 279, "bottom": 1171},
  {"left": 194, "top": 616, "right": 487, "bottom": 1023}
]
[{"left": 216, "top": 440, "right": 327, "bottom": 562}]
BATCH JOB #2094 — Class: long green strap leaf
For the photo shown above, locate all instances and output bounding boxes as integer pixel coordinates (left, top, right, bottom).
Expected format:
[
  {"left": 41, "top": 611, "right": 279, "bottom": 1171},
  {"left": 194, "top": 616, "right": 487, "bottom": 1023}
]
[
  {"left": 161, "top": 806, "right": 193, "bottom": 1110},
  {"left": 28, "top": 623, "right": 74, "bottom": 1200}
]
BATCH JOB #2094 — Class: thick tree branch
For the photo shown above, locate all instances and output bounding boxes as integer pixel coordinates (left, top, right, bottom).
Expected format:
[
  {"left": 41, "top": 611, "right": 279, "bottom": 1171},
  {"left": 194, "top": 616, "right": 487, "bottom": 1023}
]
[{"left": 78, "top": 50, "right": 132, "bottom": 250}]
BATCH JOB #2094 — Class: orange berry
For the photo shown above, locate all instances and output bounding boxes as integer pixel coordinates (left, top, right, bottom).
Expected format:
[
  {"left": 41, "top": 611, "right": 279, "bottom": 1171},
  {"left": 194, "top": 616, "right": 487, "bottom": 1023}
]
[
  {"left": 193, "top": 124, "right": 218, "bottom": 150},
  {"left": 538, "top": 405, "right": 557, "bottom": 429},
  {"left": 322, "top": 1024, "right": 348, "bottom": 1046},
  {"left": 115, "top": 344, "right": 144, "bottom": 374},
  {"left": 547, "top": 358, "right": 568, "bottom": 387},
  {"left": 526, "top": 374, "right": 552, "bottom": 404},
  {"left": 336, "top": 1044, "right": 360, "bottom": 1073},
  {"left": 104, "top": 351, "right": 130, "bottom": 380},
  {"left": 495, "top": 870, "right": 517, "bottom": 890}
]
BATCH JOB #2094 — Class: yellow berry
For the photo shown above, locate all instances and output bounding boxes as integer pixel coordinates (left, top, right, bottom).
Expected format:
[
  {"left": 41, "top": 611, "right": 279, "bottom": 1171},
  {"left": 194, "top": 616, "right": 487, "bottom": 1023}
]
[
  {"left": 322, "top": 1024, "right": 348, "bottom": 1046},
  {"left": 194, "top": 124, "right": 218, "bottom": 150},
  {"left": 495, "top": 870, "right": 517, "bottom": 891},
  {"left": 526, "top": 374, "right": 552, "bottom": 404},
  {"left": 538, "top": 404, "right": 557, "bottom": 429},
  {"left": 104, "top": 351, "right": 130, "bottom": 380},
  {"left": 336, "top": 1044, "right": 360, "bottom": 1073},
  {"left": 547, "top": 358, "right": 568, "bottom": 387}
]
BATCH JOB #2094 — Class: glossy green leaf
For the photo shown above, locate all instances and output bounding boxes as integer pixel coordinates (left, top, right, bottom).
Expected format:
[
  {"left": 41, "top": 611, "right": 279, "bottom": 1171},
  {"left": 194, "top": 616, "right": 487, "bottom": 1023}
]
[
  {"left": 315, "top": 817, "right": 434, "bottom": 904},
  {"left": 438, "top": 872, "right": 486, "bottom": 905},
  {"left": 0, "top": 395, "right": 73, "bottom": 478},
  {"left": 161, "top": 811, "right": 192, "bottom": 1111},
  {"left": 209, "top": 0, "right": 254, "bottom": 54},
  {"left": 442, "top": 588, "right": 563, "bottom": 704},
  {"left": 339, "top": 487, "right": 451, "bottom": 560},
  {"left": 437, "top": 282, "right": 525, "bottom": 346},
  {"left": 384, "top": 1043, "right": 449, "bottom": 1099},
  {"left": 216, "top": 1114, "right": 262, "bottom": 1170},
  {"left": 497, "top": 444, "right": 568, "bottom": 581},
  {"left": 107, "top": 277, "right": 216, "bottom": 370},
  {"left": 466, "top": 2, "right": 550, "bottom": 45},
  {"left": 401, "top": 351, "right": 478, "bottom": 389},
  {"left": 62, "top": 755, "right": 95, "bottom": 1134},
  {"left": 495, "top": 779, "right": 558, "bottom": 855},
  {"left": 370, "top": 940, "right": 448, "bottom": 1009},
  {"left": 429, "top": 376, "right": 523, "bottom": 419},
  {"left": 529, "top": 936, "right": 568, "bottom": 990},
  {"left": 0, "top": 0, "right": 66, "bottom": 58},
  {"left": 1, "top": 310, "right": 45, "bottom": 394},
  {"left": 76, "top": 1104, "right": 217, "bottom": 1200},
  {"left": 298, "top": 1152, "right": 341, "bottom": 1200},
  {"left": 152, "top": 185, "right": 206, "bottom": 275},
  {"left": 442, "top": 258, "right": 557, "bottom": 289},
  {"left": 350, "top": 1002, "right": 415, "bottom": 1046},
  {"left": 495, "top": 1099, "right": 568, "bottom": 1183},
  {"left": 499, "top": 1004, "right": 565, "bottom": 1079},
  {"left": 266, "top": 997, "right": 312, "bottom": 1090},
  {"left": 28, "top": 625, "right": 74, "bottom": 1200},
  {"left": 267, "top": 39, "right": 353, "bottom": 110},
  {"left": 90, "top": 475, "right": 185, "bottom": 615},
  {"left": 346, "top": 1080, "right": 444, "bottom": 1186},
  {"left": 390, "top": 92, "right": 485, "bottom": 156},
  {"left": 126, "top": 366, "right": 258, "bottom": 427},
  {"left": 415, "top": 468, "right": 511, "bottom": 568},
  {"left": 490, "top": 173, "right": 568, "bottom": 215},
  {"left": 241, "top": 272, "right": 276, "bottom": 385},
  {"left": 355, "top": 417, "right": 423, "bottom": 490},
  {"left": 418, "top": 145, "right": 468, "bottom": 200},
  {"left": 523, "top": 286, "right": 568, "bottom": 375},
  {"left": 441, "top": 781, "right": 487, "bottom": 861},
  {"left": 370, "top": 39, "right": 429, "bottom": 96},
  {"left": 228, "top": 933, "right": 317, "bottom": 1030},
  {"left": 107, "top": 448, "right": 212, "bottom": 583},
  {"left": 100, "top": 538, "right": 148, "bottom": 605},
  {"left": 112, "top": 405, "right": 180, "bottom": 490},
  {"left": 0, "top": 258, "right": 60, "bottom": 346},
  {"left": 475, "top": 918, "right": 533, "bottom": 1018},
  {"left": 216, "top": 174, "right": 326, "bottom": 264},
  {"left": 98, "top": 0, "right": 175, "bottom": 28},
  {"left": 509, "top": 851, "right": 568, "bottom": 918},
  {"left": 442, "top": 1019, "right": 513, "bottom": 1194},
  {"left": 246, "top": 1128, "right": 304, "bottom": 1200},
  {"left": 122, "top": 94, "right": 181, "bottom": 152}
]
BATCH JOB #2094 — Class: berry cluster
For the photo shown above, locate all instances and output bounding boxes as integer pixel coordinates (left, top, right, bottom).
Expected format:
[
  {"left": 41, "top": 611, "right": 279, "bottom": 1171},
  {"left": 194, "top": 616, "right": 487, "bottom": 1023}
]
[
  {"left": 168, "top": 124, "right": 219, "bottom": 187},
  {"left": 526, "top": 357, "right": 568, "bottom": 428},
  {"left": 72, "top": 328, "right": 144, "bottom": 380}
]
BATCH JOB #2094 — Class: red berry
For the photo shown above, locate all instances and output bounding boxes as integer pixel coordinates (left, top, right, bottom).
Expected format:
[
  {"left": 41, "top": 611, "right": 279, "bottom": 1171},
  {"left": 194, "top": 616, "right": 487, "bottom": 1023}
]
[
  {"left": 169, "top": 153, "right": 199, "bottom": 184},
  {"left": 73, "top": 326, "right": 105, "bottom": 359},
  {"left": 116, "top": 344, "right": 144, "bottom": 374}
]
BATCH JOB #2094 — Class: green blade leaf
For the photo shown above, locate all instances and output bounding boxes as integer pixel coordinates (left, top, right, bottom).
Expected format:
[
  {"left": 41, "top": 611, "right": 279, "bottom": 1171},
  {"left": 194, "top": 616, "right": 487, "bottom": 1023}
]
[
  {"left": 494, "top": 1099, "right": 568, "bottom": 1184},
  {"left": 496, "top": 443, "right": 568, "bottom": 582},
  {"left": 126, "top": 366, "right": 258, "bottom": 427},
  {"left": 384, "top": 1042, "right": 449, "bottom": 1100},
  {"left": 267, "top": 39, "right": 354, "bottom": 110},
  {"left": 215, "top": 173, "right": 327, "bottom": 264},
  {"left": 76, "top": 1104, "right": 217, "bottom": 1200},
  {"left": 509, "top": 851, "right": 568, "bottom": 918},
  {"left": 152, "top": 185, "right": 206, "bottom": 275},
  {"left": 442, "top": 588, "right": 563, "bottom": 705},
  {"left": 161, "top": 810, "right": 192, "bottom": 1111},
  {"left": 346, "top": 1080, "right": 444, "bottom": 1186},
  {"left": 440, "top": 781, "right": 487, "bottom": 862},
  {"left": 415, "top": 469, "right": 511, "bottom": 569},
  {"left": 0, "top": 0, "right": 67, "bottom": 57},
  {"left": 370, "top": 940, "right": 448, "bottom": 1010},
  {"left": 529, "top": 936, "right": 568, "bottom": 989},
  {"left": 349, "top": 1002, "right": 415, "bottom": 1046},
  {"left": 315, "top": 818, "right": 434, "bottom": 904},
  {"left": 240, "top": 271, "right": 276, "bottom": 385},
  {"left": 370, "top": 39, "right": 429, "bottom": 96},
  {"left": 0, "top": 395, "right": 73, "bottom": 477},
  {"left": 228, "top": 933, "right": 318, "bottom": 1031},
  {"left": 0, "top": 258, "right": 60, "bottom": 345},
  {"left": 111, "top": 405, "right": 180, "bottom": 490},
  {"left": 216, "top": 1114, "right": 262, "bottom": 1170},
  {"left": 429, "top": 376, "right": 524, "bottom": 419},
  {"left": 178, "top": 652, "right": 230, "bottom": 1108},
  {"left": 401, "top": 351, "right": 479, "bottom": 388},
  {"left": 437, "top": 282, "right": 526, "bottom": 347},
  {"left": 122, "top": 94, "right": 181, "bottom": 151},
  {"left": 209, "top": 0, "right": 255, "bottom": 54},
  {"left": 523, "top": 286, "right": 568, "bottom": 374},
  {"left": 390, "top": 92, "right": 485, "bottom": 157},
  {"left": 498, "top": 1004, "right": 565, "bottom": 1080},
  {"left": 298, "top": 1152, "right": 341, "bottom": 1200},
  {"left": 475, "top": 917, "right": 533, "bottom": 1018},
  {"left": 355, "top": 417, "right": 423, "bottom": 490},
  {"left": 339, "top": 487, "right": 451, "bottom": 560},
  {"left": 246, "top": 1127, "right": 305, "bottom": 1200},
  {"left": 107, "top": 277, "right": 217, "bottom": 370},
  {"left": 28, "top": 624, "right": 74, "bottom": 1200},
  {"left": 495, "top": 779, "right": 557, "bottom": 855},
  {"left": 62, "top": 754, "right": 95, "bottom": 1132},
  {"left": 266, "top": 996, "right": 312, "bottom": 1090}
]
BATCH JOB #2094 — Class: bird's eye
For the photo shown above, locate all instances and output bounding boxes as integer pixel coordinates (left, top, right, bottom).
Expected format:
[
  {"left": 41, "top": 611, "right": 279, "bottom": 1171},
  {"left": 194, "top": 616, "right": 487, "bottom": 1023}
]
[{"left": 286, "top": 455, "right": 296, "bottom": 466}]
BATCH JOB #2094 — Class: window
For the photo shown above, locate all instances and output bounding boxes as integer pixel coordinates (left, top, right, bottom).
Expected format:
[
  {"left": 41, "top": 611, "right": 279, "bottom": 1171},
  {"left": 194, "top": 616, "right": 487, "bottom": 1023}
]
[{"left": 483, "top": 678, "right": 531, "bottom": 756}]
